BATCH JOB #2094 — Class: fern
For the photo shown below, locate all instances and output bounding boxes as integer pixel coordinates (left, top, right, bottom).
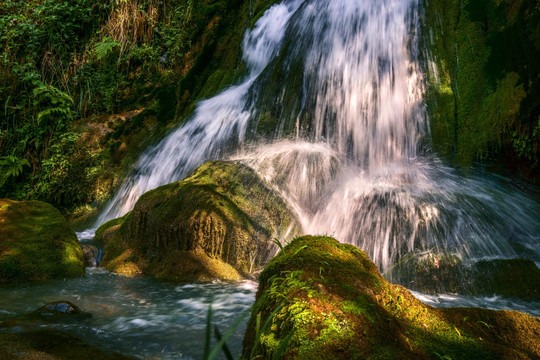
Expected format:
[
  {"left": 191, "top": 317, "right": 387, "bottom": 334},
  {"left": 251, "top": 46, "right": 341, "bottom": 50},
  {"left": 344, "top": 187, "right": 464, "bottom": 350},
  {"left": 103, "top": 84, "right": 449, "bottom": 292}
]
[
  {"left": 32, "top": 85, "right": 75, "bottom": 129},
  {"left": 0, "top": 155, "right": 30, "bottom": 187}
]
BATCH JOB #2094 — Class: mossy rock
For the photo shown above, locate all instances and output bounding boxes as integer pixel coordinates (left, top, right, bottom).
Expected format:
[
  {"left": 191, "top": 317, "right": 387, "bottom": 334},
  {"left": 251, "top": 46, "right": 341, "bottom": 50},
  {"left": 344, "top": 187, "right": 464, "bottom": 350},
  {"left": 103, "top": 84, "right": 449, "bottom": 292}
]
[
  {"left": 471, "top": 259, "right": 540, "bottom": 299},
  {"left": 386, "top": 252, "right": 540, "bottom": 299},
  {"left": 95, "top": 161, "right": 301, "bottom": 281},
  {"left": 385, "top": 251, "right": 466, "bottom": 294},
  {"left": 0, "top": 199, "right": 84, "bottom": 283},
  {"left": 242, "top": 236, "right": 540, "bottom": 359}
]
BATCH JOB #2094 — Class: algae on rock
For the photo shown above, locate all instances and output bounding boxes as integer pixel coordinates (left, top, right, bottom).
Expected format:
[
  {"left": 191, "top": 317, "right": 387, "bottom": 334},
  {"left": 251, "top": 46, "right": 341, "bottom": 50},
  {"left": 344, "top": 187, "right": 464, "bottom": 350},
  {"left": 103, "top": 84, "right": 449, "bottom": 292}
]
[
  {"left": 0, "top": 199, "right": 85, "bottom": 283},
  {"left": 95, "top": 160, "right": 301, "bottom": 281},
  {"left": 242, "top": 235, "right": 540, "bottom": 359},
  {"left": 422, "top": 0, "right": 540, "bottom": 181}
]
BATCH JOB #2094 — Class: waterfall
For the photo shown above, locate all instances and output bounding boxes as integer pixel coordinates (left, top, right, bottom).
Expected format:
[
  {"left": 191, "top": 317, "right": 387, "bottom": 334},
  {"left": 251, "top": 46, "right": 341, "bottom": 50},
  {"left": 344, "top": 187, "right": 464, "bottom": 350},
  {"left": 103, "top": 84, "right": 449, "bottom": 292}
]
[
  {"left": 92, "top": 0, "right": 540, "bottom": 278},
  {"left": 94, "top": 0, "right": 304, "bottom": 225}
]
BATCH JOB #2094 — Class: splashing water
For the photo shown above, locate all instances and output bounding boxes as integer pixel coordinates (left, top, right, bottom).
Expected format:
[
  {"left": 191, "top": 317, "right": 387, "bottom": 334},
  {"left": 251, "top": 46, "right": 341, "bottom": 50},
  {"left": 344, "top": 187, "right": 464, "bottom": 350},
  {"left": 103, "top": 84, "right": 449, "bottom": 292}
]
[{"left": 94, "top": 0, "right": 540, "bottom": 279}]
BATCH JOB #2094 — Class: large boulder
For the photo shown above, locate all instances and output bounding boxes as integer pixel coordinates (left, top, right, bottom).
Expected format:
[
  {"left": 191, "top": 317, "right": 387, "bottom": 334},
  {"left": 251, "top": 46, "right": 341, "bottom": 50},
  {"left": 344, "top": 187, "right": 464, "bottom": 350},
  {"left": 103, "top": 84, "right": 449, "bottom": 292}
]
[
  {"left": 386, "top": 252, "right": 540, "bottom": 299},
  {"left": 242, "top": 236, "right": 540, "bottom": 359},
  {"left": 95, "top": 161, "right": 301, "bottom": 281},
  {"left": 0, "top": 199, "right": 84, "bottom": 283}
]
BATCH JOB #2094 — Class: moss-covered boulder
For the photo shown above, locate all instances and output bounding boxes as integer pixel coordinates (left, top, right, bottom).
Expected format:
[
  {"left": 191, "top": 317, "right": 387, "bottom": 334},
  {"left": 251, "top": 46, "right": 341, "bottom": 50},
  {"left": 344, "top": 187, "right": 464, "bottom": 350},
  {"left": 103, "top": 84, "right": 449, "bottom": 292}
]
[
  {"left": 0, "top": 199, "right": 84, "bottom": 283},
  {"left": 95, "top": 160, "right": 301, "bottom": 281},
  {"left": 386, "top": 252, "right": 540, "bottom": 299},
  {"left": 242, "top": 236, "right": 540, "bottom": 359}
]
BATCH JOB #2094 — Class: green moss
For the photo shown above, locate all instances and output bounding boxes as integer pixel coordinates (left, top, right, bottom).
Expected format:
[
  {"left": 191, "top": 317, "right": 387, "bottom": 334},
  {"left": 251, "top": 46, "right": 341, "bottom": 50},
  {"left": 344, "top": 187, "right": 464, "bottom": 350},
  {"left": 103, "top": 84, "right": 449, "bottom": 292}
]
[
  {"left": 97, "top": 161, "right": 301, "bottom": 281},
  {"left": 242, "top": 235, "right": 540, "bottom": 359},
  {"left": 93, "top": 211, "right": 131, "bottom": 248},
  {"left": 423, "top": 0, "right": 540, "bottom": 181},
  {"left": 0, "top": 199, "right": 84, "bottom": 283}
]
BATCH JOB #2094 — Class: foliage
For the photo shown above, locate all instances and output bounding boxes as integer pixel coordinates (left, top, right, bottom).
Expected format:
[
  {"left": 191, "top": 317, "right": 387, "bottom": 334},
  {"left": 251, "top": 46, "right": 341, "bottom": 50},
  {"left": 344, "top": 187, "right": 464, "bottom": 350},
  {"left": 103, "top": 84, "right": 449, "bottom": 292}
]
[
  {"left": 0, "top": 155, "right": 30, "bottom": 187},
  {"left": 0, "top": 0, "right": 273, "bottom": 211}
]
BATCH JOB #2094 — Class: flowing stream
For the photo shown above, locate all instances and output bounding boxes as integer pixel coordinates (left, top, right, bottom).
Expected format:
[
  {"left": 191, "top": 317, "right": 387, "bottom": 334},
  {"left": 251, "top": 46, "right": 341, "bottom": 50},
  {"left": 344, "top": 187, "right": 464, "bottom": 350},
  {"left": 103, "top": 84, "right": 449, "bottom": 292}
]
[{"left": 3, "top": 0, "right": 540, "bottom": 358}]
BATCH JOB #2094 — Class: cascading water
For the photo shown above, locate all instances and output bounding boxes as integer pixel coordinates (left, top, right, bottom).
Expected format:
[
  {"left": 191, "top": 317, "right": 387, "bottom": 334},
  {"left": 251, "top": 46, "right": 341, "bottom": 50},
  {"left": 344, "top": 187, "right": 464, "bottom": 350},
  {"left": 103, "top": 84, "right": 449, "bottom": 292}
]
[
  {"left": 94, "top": 0, "right": 304, "bottom": 225},
  {"left": 93, "top": 0, "right": 540, "bottom": 287}
]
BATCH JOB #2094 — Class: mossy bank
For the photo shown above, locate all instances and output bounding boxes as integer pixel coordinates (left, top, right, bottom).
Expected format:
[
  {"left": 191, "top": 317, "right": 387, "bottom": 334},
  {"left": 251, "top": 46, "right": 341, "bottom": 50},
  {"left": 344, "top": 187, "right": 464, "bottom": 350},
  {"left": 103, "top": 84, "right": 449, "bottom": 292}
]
[
  {"left": 242, "top": 236, "right": 540, "bottom": 359},
  {"left": 0, "top": 199, "right": 84, "bottom": 283},
  {"left": 94, "top": 160, "right": 301, "bottom": 281},
  {"left": 422, "top": 0, "right": 540, "bottom": 182}
]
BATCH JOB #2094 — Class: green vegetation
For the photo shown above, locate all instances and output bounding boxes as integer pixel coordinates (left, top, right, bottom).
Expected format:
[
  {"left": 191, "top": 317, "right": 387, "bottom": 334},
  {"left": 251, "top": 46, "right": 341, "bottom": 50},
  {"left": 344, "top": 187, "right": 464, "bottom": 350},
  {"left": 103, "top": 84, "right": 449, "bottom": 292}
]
[
  {"left": 0, "top": 199, "right": 84, "bottom": 283},
  {"left": 94, "top": 160, "right": 301, "bottom": 281},
  {"left": 423, "top": 0, "right": 540, "bottom": 182},
  {"left": 242, "top": 235, "right": 540, "bottom": 359},
  {"left": 0, "top": 0, "right": 281, "bottom": 215}
]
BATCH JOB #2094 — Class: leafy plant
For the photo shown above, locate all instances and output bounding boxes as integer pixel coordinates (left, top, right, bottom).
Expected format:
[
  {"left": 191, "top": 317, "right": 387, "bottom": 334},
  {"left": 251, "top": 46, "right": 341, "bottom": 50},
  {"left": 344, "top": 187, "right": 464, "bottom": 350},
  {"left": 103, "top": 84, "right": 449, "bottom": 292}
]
[{"left": 0, "top": 155, "right": 30, "bottom": 187}]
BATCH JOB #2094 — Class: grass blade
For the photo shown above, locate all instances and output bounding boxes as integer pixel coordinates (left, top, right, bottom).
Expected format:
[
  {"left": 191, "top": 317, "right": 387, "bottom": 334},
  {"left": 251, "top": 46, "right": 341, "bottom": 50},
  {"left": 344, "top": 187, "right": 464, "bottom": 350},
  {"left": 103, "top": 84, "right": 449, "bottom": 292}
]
[
  {"left": 214, "top": 325, "right": 234, "bottom": 360},
  {"left": 203, "top": 303, "right": 213, "bottom": 359}
]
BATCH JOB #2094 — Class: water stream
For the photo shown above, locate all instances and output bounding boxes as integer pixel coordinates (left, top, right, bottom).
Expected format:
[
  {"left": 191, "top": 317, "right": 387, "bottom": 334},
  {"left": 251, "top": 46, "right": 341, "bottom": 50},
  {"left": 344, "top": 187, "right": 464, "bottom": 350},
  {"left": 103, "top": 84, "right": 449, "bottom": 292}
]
[{"left": 0, "top": 269, "right": 256, "bottom": 360}]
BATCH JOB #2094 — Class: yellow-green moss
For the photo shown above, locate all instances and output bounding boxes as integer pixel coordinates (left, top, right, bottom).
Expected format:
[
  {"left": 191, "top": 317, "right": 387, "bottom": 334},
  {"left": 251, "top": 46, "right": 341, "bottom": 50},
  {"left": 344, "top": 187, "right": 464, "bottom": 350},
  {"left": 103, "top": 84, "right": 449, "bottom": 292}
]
[
  {"left": 95, "top": 161, "right": 301, "bottom": 282},
  {"left": 0, "top": 199, "right": 84, "bottom": 283},
  {"left": 242, "top": 236, "right": 540, "bottom": 359}
]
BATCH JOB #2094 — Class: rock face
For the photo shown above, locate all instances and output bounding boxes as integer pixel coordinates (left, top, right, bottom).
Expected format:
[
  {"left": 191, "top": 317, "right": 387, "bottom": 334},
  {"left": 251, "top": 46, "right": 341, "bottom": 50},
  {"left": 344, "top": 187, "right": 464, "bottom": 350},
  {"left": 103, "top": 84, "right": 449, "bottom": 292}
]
[
  {"left": 0, "top": 199, "right": 85, "bottom": 283},
  {"left": 386, "top": 252, "right": 540, "bottom": 299},
  {"left": 242, "top": 236, "right": 540, "bottom": 359},
  {"left": 95, "top": 161, "right": 301, "bottom": 281}
]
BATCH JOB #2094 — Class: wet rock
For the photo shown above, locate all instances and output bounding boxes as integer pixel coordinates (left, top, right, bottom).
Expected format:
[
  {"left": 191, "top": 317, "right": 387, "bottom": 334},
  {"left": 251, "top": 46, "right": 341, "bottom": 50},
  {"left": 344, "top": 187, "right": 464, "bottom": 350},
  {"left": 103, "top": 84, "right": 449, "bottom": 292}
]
[
  {"left": 471, "top": 259, "right": 540, "bottom": 300},
  {"left": 385, "top": 251, "right": 466, "bottom": 294},
  {"left": 31, "top": 301, "right": 81, "bottom": 316},
  {"left": 0, "top": 199, "right": 85, "bottom": 283},
  {"left": 242, "top": 235, "right": 540, "bottom": 359},
  {"left": 386, "top": 252, "right": 540, "bottom": 300},
  {"left": 27, "top": 301, "right": 91, "bottom": 321},
  {"left": 82, "top": 245, "right": 99, "bottom": 267},
  {"left": 94, "top": 161, "right": 301, "bottom": 282}
]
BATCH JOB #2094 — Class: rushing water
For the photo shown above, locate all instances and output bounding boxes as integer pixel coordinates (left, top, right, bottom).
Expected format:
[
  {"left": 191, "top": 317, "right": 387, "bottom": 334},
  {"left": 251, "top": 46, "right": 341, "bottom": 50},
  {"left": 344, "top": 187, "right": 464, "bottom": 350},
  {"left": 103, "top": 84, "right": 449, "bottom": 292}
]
[
  {"left": 96, "top": 0, "right": 304, "bottom": 224},
  {"left": 0, "top": 269, "right": 257, "bottom": 360}
]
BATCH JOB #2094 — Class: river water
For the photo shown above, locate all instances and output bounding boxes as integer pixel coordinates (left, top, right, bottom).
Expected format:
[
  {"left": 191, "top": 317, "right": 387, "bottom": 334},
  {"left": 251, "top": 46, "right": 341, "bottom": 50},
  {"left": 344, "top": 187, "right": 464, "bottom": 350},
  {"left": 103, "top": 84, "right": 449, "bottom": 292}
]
[{"left": 0, "top": 269, "right": 257, "bottom": 360}]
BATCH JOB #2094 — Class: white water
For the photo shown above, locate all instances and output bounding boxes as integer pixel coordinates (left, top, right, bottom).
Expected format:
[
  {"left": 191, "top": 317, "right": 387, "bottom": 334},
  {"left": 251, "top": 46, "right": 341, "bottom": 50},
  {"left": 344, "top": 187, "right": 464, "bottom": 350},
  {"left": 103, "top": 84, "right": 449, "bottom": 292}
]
[{"left": 93, "top": 0, "right": 540, "bottom": 278}]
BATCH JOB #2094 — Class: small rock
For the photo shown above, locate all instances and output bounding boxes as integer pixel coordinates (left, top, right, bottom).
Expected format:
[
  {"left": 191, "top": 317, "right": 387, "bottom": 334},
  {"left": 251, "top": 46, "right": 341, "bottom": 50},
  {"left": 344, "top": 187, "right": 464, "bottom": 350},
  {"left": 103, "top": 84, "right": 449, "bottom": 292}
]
[
  {"left": 27, "top": 301, "right": 91, "bottom": 321},
  {"left": 82, "top": 245, "right": 99, "bottom": 267}
]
